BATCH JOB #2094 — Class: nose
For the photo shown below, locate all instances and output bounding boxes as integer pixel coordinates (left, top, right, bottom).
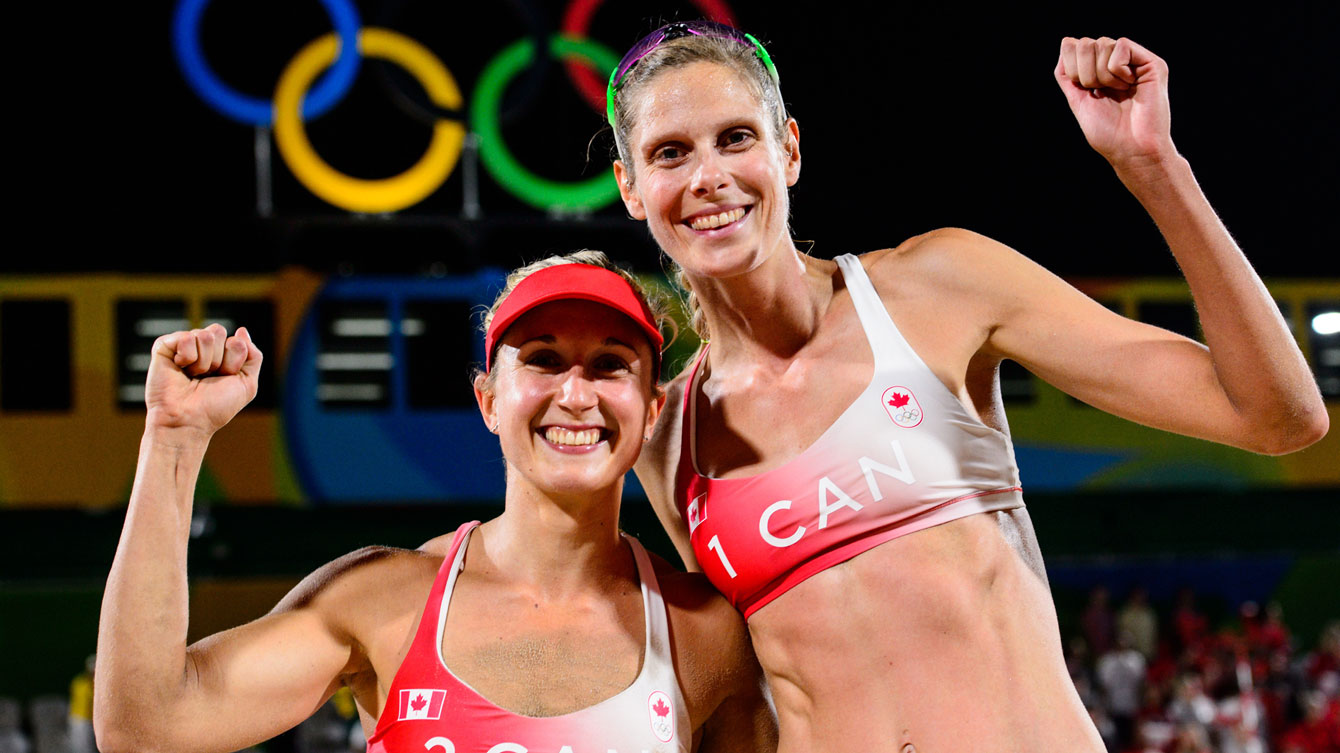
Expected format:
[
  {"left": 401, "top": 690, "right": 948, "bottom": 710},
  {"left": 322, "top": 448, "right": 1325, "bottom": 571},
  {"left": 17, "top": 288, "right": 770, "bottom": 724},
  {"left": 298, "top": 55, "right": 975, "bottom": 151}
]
[
  {"left": 555, "top": 367, "right": 597, "bottom": 412},
  {"left": 690, "top": 150, "right": 730, "bottom": 197}
]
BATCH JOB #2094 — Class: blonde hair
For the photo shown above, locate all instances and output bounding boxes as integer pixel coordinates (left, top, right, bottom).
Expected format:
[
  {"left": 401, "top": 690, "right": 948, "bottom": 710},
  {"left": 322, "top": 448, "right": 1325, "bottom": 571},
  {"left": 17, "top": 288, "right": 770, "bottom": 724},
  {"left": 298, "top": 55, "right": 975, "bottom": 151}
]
[
  {"left": 478, "top": 250, "right": 677, "bottom": 387},
  {"left": 609, "top": 32, "right": 791, "bottom": 342}
]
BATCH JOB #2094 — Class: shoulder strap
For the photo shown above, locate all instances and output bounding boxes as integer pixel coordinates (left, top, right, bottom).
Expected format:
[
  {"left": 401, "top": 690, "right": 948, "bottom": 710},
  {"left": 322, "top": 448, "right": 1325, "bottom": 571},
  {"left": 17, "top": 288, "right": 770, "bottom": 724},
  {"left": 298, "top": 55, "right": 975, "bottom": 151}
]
[
  {"left": 834, "top": 253, "right": 917, "bottom": 372},
  {"left": 624, "top": 534, "right": 674, "bottom": 671},
  {"left": 370, "top": 520, "right": 478, "bottom": 739},
  {"left": 678, "top": 345, "right": 710, "bottom": 476}
]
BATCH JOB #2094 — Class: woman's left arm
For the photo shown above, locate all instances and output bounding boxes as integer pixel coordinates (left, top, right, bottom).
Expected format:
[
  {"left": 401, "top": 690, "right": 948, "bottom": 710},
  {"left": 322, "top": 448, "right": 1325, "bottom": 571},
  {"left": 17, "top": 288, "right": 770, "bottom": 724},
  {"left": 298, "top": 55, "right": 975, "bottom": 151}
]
[{"left": 987, "top": 37, "right": 1326, "bottom": 454}]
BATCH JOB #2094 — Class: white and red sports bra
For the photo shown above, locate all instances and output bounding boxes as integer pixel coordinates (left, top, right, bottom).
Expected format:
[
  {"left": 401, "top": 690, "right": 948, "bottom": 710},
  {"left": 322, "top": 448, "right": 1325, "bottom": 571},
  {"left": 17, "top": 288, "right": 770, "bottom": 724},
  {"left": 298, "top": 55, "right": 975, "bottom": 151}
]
[
  {"left": 367, "top": 521, "right": 690, "bottom": 753},
  {"left": 675, "top": 253, "right": 1026, "bottom": 619}
]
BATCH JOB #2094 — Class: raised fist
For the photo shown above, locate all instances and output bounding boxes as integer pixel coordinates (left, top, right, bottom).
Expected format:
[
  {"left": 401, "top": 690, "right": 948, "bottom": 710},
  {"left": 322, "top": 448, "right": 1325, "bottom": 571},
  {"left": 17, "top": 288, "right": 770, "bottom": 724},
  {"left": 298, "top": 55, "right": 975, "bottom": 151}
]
[
  {"left": 1054, "top": 36, "right": 1174, "bottom": 166},
  {"left": 144, "top": 323, "right": 263, "bottom": 436}
]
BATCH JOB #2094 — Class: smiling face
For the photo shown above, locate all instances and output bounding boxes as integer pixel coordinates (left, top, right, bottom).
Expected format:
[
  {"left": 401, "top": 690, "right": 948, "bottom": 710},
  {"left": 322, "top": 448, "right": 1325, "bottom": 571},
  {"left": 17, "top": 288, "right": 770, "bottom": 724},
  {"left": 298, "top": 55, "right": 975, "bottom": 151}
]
[
  {"left": 475, "top": 299, "right": 664, "bottom": 503},
  {"left": 614, "top": 61, "right": 801, "bottom": 281}
]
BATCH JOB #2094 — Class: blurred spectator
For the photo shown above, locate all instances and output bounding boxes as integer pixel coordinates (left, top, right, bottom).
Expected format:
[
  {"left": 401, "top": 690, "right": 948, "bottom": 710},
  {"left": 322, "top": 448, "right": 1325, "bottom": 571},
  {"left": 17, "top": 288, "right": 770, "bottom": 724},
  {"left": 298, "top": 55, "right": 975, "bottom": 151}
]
[
  {"left": 1170, "top": 722, "right": 1214, "bottom": 753},
  {"left": 68, "top": 655, "right": 94, "bottom": 753},
  {"left": 1135, "top": 683, "right": 1176, "bottom": 752},
  {"left": 1100, "top": 629, "right": 1148, "bottom": 751},
  {"left": 1305, "top": 621, "right": 1340, "bottom": 692},
  {"left": 1085, "top": 586, "right": 1117, "bottom": 658},
  {"left": 27, "top": 696, "right": 69, "bottom": 753},
  {"left": 1277, "top": 689, "right": 1340, "bottom": 753},
  {"left": 1169, "top": 672, "right": 1217, "bottom": 729},
  {"left": 1174, "top": 587, "right": 1210, "bottom": 656},
  {"left": 1257, "top": 602, "right": 1293, "bottom": 656},
  {"left": 1119, "top": 586, "right": 1160, "bottom": 661},
  {"left": 0, "top": 698, "right": 32, "bottom": 753},
  {"left": 1210, "top": 660, "right": 1266, "bottom": 753}
]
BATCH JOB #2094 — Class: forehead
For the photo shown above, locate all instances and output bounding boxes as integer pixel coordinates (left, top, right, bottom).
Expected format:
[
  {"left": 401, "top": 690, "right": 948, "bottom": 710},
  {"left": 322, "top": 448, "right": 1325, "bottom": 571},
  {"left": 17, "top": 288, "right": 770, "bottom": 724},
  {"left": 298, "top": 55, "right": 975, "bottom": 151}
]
[
  {"left": 628, "top": 61, "right": 766, "bottom": 145},
  {"left": 501, "top": 299, "right": 651, "bottom": 352}
]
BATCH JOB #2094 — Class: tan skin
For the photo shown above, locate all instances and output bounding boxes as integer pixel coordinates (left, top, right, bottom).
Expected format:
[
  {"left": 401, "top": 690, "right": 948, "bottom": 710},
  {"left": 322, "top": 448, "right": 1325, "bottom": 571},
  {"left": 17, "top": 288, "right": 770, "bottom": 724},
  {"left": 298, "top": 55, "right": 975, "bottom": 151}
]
[
  {"left": 616, "top": 38, "right": 1328, "bottom": 752},
  {"left": 94, "top": 300, "right": 778, "bottom": 753}
]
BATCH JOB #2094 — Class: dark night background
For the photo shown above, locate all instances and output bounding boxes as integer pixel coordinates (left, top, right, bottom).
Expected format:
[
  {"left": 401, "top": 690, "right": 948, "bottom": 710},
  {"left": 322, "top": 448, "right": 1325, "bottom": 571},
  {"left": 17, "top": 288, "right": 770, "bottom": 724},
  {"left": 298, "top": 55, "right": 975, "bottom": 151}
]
[{"left": 11, "top": 0, "right": 1338, "bottom": 277}]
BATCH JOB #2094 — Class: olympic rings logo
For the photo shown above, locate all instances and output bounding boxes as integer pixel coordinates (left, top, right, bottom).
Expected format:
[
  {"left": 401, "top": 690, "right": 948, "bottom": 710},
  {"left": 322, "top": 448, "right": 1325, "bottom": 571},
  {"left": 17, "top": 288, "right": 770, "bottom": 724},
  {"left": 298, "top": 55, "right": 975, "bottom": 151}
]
[{"left": 172, "top": 0, "right": 737, "bottom": 214}]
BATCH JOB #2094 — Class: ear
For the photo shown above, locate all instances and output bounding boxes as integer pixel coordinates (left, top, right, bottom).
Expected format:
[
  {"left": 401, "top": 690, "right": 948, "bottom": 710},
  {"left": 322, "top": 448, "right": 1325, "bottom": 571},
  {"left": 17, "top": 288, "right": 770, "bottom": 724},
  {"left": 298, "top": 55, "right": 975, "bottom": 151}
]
[
  {"left": 613, "top": 161, "right": 646, "bottom": 220},
  {"left": 473, "top": 372, "right": 498, "bottom": 434},
  {"left": 783, "top": 118, "right": 801, "bottom": 187},
  {"left": 644, "top": 387, "right": 668, "bottom": 440}
]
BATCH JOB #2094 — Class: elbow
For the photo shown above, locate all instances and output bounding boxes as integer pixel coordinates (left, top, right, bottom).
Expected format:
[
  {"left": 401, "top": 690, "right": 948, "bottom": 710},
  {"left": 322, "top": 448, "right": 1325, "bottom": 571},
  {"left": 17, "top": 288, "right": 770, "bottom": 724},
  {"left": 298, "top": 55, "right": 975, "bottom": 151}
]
[
  {"left": 93, "top": 715, "right": 144, "bottom": 753},
  {"left": 94, "top": 701, "right": 170, "bottom": 753},
  {"left": 1251, "top": 403, "right": 1330, "bottom": 456}
]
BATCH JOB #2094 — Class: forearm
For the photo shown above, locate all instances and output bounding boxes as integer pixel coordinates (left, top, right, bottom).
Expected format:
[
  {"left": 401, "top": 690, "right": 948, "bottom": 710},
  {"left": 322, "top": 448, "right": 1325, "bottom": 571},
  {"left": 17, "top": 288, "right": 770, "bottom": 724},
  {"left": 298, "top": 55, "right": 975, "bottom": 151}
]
[
  {"left": 95, "top": 426, "right": 211, "bottom": 741},
  {"left": 1115, "top": 154, "right": 1328, "bottom": 450}
]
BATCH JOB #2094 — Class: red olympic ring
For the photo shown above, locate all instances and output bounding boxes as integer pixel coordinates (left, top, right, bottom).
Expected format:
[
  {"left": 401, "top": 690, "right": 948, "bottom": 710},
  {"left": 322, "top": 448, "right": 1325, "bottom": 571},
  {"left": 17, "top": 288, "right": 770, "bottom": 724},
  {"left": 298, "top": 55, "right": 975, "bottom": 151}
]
[{"left": 560, "top": 0, "right": 738, "bottom": 114}]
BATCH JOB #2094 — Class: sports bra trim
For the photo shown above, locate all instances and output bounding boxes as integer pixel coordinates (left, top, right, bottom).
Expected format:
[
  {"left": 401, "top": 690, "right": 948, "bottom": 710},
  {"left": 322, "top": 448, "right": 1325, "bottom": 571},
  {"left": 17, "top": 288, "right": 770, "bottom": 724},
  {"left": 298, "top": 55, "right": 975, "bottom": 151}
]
[
  {"left": 371, "top": 520, "right": 681, "bottom": 736},
  {"left": 436, "top": 523, "right": 670, "bottom": 719}
]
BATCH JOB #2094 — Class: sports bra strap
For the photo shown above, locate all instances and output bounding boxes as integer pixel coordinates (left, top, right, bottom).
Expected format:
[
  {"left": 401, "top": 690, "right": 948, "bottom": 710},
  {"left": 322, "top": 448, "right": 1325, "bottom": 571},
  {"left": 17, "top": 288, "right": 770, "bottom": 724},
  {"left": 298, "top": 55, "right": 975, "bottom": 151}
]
[
  {"left": 834, "top": 253, "right": 913, "bottom": 373},
  {"left": 624, "top": 534, "right": 673, "bottom": 671}
]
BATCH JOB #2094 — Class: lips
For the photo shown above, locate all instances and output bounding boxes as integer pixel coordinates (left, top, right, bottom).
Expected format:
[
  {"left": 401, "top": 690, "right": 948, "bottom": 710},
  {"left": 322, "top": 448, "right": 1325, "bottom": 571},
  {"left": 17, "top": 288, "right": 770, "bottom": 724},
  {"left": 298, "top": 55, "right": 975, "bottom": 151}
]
[
  {"left": 541, "top": 426, "right": 608, "bottom": 447},
  {"left": 686, "top": 206, "right": 749, "bottom": 231}
]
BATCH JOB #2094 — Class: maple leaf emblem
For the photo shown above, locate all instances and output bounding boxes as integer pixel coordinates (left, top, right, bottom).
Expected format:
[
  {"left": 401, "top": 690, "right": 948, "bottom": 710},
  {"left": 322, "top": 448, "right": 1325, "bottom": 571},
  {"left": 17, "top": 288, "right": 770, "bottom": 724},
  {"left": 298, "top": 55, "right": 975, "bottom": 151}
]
[
  {"left": 411, "top": 694, "right": 427, "bottom": 713},
  {"left": 888, "top": 392, "right": 910, "bottom": 409},
  {"left": 653, "top": 698, "right": 670, "bottom": 717}
]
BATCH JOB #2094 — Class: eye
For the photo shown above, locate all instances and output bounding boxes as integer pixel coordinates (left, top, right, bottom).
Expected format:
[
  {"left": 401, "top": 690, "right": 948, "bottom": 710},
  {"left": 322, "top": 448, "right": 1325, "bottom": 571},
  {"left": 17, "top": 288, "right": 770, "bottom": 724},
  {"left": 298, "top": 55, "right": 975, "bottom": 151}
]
[
  {"left": 721, "top": 128, "right": 756, "bottom": 149},
  {"left": 593, "top": 353, "right": 632, "bottom": 374},
  {"left": 651, "top": 144, "right": 686, "bottom": 163},
  {"left": 523, "top": 350, "right": 563, "bottom": 370}
]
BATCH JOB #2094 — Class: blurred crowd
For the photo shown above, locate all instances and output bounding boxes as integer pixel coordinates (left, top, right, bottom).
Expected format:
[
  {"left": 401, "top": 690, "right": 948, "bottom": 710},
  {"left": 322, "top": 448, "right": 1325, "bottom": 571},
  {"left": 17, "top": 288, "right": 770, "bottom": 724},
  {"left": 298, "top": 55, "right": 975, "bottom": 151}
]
[
  {"left": 1070, "top": 587, "right": 1340, "bottom": 753},
  {"left": 4, "top": 587, "right": 1337, "bottom": 753}
]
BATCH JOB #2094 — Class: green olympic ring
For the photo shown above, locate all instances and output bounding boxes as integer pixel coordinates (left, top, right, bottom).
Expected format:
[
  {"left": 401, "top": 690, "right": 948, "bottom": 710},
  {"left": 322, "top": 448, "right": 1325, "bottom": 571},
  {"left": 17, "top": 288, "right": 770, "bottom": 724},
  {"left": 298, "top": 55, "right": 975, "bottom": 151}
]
[{"left": 471, "top": 35, "right": 621, "bottom": 212}]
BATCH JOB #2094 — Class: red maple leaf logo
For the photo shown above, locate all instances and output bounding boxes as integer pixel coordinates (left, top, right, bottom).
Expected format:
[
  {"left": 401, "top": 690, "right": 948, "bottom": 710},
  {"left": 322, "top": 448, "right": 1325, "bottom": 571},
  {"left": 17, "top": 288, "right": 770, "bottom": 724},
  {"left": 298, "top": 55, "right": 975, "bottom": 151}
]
[
  {"left": 411, "top": 694, "right": 427, "bottom": 713},
  {"left": 653, "top": 698, "right": 670, "bottom": 717},
  {"left": 888, "top": 392, "right": 910, "bottom": 409}
]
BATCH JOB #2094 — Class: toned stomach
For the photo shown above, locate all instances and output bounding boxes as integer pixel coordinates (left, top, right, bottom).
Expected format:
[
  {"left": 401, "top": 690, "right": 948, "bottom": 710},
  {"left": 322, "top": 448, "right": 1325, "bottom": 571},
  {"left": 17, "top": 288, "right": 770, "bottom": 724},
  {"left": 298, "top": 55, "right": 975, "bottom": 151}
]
[{"left": 745, "top": 511, "right": 1103, "bottom": 753}]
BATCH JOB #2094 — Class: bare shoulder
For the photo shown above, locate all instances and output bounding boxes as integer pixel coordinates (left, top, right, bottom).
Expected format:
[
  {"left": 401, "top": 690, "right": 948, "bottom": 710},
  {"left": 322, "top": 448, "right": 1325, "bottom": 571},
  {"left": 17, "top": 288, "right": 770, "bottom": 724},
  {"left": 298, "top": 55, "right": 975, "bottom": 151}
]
[
  {"left": 272, "top": 545, "right": 442, "bottom": 639},
  {"left": 861, "top": 228, "right": 1021, "bottom": 287}
]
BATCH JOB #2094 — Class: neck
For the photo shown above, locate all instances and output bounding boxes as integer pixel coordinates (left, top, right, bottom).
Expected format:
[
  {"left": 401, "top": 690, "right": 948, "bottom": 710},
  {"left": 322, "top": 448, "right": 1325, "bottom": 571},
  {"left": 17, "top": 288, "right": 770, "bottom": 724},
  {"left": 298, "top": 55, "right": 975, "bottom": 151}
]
[
  {"left": 688, "top": 239, "right": 831, "bottom": 369},
  {"left": 473, "top": 477, "right": 630, "bottom": 596}
]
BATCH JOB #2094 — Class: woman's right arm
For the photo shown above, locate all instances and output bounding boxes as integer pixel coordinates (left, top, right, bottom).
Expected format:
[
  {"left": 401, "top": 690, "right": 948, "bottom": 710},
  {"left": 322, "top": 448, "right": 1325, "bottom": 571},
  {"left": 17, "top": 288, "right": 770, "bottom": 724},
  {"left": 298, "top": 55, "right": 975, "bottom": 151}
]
[{"left": 94, "top": 325, "right": 354, "bottom": 753}]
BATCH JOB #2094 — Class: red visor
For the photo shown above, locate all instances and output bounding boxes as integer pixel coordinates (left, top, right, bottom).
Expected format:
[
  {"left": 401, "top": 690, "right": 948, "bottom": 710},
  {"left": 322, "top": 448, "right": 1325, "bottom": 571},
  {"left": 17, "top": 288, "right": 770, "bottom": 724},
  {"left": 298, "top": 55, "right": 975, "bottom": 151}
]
[{"left": 485, "top": 264, "right": 664, "bottom": 371}]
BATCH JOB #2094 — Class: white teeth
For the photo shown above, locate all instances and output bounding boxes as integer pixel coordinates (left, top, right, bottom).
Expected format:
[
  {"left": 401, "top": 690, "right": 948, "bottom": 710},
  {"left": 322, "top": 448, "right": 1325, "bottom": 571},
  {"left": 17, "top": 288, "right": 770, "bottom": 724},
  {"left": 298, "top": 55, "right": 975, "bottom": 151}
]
[
  {"left": 689, "top": 207, "right": 746, "bottom": 231},
  {"left": 544, "top": 427, "right": 602, "bottom": 446}
]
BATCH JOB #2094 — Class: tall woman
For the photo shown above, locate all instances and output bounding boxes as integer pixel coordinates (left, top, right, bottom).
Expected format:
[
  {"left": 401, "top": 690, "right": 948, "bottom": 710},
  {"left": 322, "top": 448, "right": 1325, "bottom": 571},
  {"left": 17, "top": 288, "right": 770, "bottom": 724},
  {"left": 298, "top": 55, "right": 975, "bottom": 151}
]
[
  {"left": 607, "top": 23, "right": 1328, "bottom": 751},
  {"left": 94, "top": 251, "right": 776, "bottom": 753}
]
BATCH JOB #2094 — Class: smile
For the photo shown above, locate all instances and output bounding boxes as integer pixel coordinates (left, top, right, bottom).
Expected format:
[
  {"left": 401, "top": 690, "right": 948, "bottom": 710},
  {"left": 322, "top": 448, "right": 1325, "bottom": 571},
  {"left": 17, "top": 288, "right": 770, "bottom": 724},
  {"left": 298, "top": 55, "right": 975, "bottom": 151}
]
[
  {"left": 687, "top": 206, "right": 748, "bottom": 231},
  {"left": 542, "top": 427, "right": 607, "bottom": 447}
]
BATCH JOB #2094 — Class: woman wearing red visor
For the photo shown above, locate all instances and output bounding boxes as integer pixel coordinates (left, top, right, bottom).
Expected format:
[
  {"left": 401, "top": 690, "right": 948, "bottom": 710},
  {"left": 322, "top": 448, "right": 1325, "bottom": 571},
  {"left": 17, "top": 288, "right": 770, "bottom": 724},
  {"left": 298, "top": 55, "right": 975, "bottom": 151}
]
[{"left": 94, "top": 251, "right": 777, "bottom": 753}]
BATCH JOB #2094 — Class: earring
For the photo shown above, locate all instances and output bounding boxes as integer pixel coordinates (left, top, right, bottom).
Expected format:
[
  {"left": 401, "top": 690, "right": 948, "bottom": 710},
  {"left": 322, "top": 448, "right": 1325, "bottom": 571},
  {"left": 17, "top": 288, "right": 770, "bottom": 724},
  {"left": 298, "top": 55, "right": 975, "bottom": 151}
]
[{"left": 490, "top": 421, "right": 499, "bottom": 434}]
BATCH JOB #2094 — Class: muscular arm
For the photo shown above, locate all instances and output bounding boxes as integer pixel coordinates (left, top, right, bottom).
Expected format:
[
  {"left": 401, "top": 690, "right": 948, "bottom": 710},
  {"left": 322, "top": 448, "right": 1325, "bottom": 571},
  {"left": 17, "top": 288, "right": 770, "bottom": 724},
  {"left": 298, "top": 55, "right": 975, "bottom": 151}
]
[
  {"left": 913, "top": 38, "right": 1327, "bottom": 455},
  {"left": 94, "top": 327, "right": 355, "bottom": 753}
]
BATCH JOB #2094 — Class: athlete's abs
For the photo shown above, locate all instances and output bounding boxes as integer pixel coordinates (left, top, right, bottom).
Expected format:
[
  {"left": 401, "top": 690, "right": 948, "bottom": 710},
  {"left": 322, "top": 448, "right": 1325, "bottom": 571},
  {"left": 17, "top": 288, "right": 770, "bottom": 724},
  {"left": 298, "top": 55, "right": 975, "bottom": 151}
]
[{"left": 746, "top": 512, "right": 1100, "bottom": 752}]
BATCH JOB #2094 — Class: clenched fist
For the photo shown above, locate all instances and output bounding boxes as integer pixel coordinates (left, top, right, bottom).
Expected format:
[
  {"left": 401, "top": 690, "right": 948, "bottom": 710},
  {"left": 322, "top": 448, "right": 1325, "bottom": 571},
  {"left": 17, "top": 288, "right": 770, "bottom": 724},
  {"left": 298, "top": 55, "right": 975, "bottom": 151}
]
[
  {"left": 1055, "top": 37, "right": 1175, "bottom": 167},
  {"left": 145, "top": 323, "right": 263, "bottom": 437}
]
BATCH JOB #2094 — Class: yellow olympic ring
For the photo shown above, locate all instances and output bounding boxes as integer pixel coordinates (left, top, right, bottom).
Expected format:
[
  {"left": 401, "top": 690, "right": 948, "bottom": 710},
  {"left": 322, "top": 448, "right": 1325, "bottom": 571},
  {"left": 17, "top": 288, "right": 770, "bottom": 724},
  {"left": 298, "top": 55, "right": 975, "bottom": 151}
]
[{"left": 274, "top": 28, "right": 465, "bottom": 214}]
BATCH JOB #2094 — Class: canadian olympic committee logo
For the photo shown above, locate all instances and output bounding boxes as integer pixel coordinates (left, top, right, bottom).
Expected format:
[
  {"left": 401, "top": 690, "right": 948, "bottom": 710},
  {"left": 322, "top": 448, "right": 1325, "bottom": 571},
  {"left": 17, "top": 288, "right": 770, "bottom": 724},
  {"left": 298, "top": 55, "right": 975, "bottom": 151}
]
[
  {"left": 647, "top": 690, "right": 675, "bottom": 742},
  {"left": 881, "top": 386, "right": 923, "bottom": 428}
]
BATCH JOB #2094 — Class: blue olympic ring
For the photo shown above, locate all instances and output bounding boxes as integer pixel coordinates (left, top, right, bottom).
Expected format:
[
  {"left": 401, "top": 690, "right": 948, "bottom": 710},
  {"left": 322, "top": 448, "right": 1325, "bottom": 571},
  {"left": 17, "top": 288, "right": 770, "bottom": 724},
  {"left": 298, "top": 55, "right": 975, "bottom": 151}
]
[{"left": 172, "top": 0, "right": 362, "bottom": 126}]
